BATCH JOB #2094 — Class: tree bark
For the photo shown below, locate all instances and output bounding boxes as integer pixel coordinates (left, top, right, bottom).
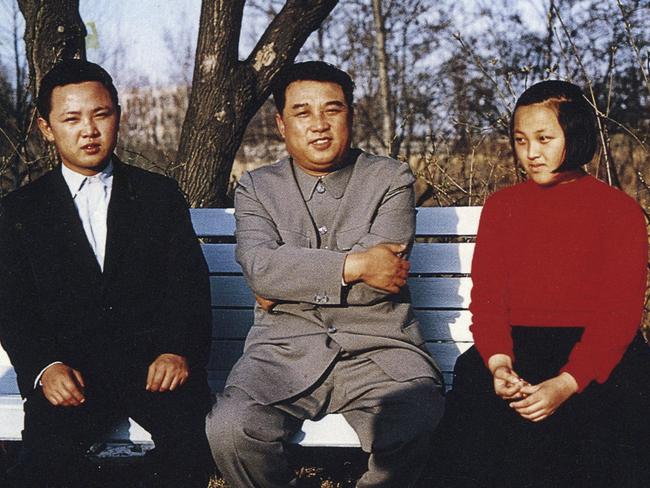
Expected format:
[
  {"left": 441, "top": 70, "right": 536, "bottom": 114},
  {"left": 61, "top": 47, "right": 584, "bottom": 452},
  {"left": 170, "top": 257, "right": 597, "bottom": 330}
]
[
  {"left": 13, "top": 0, "right": 86, "bottom": 187},
  {"left": 17, "top": 0, "right": 86, "bottom": 100},
  {"left": 371, "top": 0, "right": 395, "bottom": 158},
  {"left": 174, "top": 0, "right": 339, "bottom": 208}
]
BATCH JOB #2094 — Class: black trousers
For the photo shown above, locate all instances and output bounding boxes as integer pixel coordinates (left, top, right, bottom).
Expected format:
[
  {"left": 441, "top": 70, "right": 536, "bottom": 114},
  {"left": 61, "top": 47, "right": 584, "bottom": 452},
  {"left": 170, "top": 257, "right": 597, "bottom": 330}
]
[
  {"left": 10, "top": 362, "right": 213, "bottom": 488},
  {"left": 431, "top": 328, "right": 650, "bottom": 488}
]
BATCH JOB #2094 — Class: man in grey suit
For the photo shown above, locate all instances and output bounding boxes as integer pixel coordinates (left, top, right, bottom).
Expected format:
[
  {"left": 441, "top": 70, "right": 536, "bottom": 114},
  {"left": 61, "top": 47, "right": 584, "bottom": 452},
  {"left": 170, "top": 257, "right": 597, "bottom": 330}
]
[{"left": 206, "top": 61, "right": 444, "bottom": 487}]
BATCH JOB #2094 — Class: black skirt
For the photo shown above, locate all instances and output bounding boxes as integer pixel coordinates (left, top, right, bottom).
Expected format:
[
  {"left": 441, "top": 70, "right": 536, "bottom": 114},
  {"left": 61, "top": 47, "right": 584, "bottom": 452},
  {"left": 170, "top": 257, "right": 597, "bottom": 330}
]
[{"left": 429, "top": 328, "right": 650, "bottom": 488}]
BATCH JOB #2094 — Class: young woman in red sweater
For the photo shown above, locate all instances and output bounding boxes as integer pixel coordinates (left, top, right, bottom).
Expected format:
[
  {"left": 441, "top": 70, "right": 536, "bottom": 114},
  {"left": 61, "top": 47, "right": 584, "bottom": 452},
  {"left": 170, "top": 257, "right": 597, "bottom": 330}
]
[{"left": 434, "top": 81, "right": 649, "bottom": 488}]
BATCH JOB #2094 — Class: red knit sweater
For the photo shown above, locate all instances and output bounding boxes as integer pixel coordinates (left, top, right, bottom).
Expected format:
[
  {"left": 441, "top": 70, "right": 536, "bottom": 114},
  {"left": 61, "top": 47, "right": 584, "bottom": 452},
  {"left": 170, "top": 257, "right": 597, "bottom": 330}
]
[{"left": 469, "top": 175, "right": 648, "bottom": 392}]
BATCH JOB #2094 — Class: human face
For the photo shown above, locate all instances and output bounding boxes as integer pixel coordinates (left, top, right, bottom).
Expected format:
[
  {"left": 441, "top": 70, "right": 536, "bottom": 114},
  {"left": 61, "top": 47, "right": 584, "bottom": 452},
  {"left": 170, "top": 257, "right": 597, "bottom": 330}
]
[
  {"left": 513, "top": 103, "right": 577, "bottom": 186},
  {"left": 37, "top": 81, "right": 119, "bottom": 176},
  {"left": 275, "top": 80, "right": 352, "bottom": 176}
]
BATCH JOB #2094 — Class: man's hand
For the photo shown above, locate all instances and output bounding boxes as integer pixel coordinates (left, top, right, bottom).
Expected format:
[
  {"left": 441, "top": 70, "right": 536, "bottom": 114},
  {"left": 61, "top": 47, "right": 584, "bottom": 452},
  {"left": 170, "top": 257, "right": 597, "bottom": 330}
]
[
  {"left": 41, "top": 363, "right": 85, "bottom": 407},
  {"left": 510, "top": 372, "right": 578, "bottom": 422},
  {"left": 146, "top": 353, "right": 189, "bottom": 392},
  {"left": 255, "top": 295, "right": 277, "bottom": 311},
  {"left": 343, "top": 243, "right": 409, "bottom": 294},
  {"left": 488, "top": 354, "right": 526, "bottom": 400}
]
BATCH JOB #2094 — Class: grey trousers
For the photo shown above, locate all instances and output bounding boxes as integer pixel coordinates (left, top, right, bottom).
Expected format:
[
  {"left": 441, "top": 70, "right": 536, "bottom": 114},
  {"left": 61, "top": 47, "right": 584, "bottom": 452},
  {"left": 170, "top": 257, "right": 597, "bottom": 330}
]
[{"left": 206, "top": 354, "right": 444, "bottom": 488}]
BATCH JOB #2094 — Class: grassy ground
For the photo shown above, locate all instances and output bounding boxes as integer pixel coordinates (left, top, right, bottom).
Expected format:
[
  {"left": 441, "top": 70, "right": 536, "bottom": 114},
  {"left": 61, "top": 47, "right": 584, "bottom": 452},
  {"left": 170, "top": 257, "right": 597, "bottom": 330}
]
[
  {"left": 209, "top": 447, "right": 367, "bottom": 487},
  {"left": 1, "top": 442, "right": 369, "bottom": 487}
]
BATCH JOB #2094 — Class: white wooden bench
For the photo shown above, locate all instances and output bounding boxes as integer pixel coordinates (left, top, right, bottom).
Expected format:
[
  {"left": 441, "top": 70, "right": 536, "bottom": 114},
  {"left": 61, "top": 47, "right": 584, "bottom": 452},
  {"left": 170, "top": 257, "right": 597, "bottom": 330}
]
[{"left": 0, "top": 206, "right": 481, "bottom": 448}]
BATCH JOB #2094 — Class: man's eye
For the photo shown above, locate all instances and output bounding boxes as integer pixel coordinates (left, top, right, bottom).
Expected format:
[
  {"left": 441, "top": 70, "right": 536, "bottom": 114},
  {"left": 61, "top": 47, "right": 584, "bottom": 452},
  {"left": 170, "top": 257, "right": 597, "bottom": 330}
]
[
  {"left": 514, "top": 137, "right": 525, "bottom": 144},
  {"left": 296, "top": 112, "right": 309, "bottom": 117},
  {"left": 64, "top": 118, "right": 78, "bottom": 123}
]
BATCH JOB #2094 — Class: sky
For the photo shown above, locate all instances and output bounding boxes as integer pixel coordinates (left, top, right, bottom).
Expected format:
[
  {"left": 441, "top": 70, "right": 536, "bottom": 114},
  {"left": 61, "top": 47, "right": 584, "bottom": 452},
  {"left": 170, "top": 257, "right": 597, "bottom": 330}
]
[{"left": 80, "top": 0, "right": 201, "bottom": 86}]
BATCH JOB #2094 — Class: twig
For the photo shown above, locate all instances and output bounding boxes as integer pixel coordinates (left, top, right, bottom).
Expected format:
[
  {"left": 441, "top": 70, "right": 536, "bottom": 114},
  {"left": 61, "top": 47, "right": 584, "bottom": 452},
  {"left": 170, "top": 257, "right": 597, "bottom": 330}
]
[
  {"left": 616, "top": 0, "right": 650, "bottom": 96},
  {"left": 554, "top": 5, "right": 618, "bottom": 186}
]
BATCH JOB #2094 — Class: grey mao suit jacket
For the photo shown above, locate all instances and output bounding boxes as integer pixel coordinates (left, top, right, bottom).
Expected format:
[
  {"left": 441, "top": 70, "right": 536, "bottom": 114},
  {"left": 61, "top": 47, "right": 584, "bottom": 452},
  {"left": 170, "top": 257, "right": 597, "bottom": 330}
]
[{"left": 227, "top": 150, "right": 442, "bottom": 405}]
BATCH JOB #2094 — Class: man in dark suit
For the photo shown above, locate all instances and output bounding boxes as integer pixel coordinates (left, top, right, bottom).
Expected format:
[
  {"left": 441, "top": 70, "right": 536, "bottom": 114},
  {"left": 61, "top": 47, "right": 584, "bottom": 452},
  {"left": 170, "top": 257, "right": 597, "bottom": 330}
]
[
  {"left": 0, "top": 60, "right": 213, "bottom": 487},
  {"left": 206, "top": 61, "right": 445, "bottom": 487}
]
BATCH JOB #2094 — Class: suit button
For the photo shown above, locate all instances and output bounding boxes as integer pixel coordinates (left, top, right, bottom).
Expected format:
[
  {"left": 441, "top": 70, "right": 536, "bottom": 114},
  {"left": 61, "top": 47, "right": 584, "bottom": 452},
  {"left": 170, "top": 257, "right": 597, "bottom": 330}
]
[
  {"left": 318, "top": 225, "right": 328, "bottom": 235},
  {"left": 327, "top": 325, "right": 337, "bottom": 333}
]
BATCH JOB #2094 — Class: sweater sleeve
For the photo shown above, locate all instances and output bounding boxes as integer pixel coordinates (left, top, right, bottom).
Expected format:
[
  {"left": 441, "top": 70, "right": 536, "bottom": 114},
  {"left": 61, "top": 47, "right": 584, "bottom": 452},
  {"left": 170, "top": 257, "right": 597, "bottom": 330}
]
[
  {"left": 560, "top": 201, "right": 648, "bottom": 392},
  {"left": 469, "top": 195, "right": 513, "bottom": 365}
]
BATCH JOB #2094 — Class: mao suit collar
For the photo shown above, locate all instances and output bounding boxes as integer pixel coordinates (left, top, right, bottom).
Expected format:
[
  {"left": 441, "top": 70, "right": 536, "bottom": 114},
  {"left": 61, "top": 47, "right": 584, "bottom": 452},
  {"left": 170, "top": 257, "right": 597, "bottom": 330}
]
[{"left": 292, "top": 155, "right": 356, "bottom": 202}]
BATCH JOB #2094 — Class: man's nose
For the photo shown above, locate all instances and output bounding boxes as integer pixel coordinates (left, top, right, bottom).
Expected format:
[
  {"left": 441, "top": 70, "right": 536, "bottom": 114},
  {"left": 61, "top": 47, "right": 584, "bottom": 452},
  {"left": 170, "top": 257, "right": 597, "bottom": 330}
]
[
  {"left": 81, "top": 118, "right": 99, "bottom": 137},
  {"left": 310, "top": 112, "right": 330, "bottom": 131}
]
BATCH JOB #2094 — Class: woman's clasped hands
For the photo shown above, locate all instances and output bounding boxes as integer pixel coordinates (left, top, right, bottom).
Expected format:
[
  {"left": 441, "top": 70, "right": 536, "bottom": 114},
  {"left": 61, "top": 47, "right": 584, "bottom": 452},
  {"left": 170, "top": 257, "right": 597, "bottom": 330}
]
[{"left": 488, "top": 353, "right": 578, "bottom": 423}]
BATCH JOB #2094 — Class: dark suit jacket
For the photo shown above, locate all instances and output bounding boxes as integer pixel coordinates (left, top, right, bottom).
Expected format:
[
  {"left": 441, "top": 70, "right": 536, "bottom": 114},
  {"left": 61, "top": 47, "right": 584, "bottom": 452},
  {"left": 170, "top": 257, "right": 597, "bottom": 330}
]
[
  {"left": 0, "top": 158, "right": 211, "bottom": 398},
  {"left": 227, "top": 151, "right": 442, "bottom": 405}
]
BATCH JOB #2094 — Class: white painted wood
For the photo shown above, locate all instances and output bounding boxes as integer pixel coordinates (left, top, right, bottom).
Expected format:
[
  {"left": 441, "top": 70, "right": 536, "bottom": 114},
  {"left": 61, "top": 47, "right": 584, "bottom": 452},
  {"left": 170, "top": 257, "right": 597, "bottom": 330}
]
[
  {"left": 415, "top": 206, "right": 482, "bottom": 235},
  {"left": 292, "top": 414, "right": 361, "bottom": 448},
  {"left": 191, "top": 207, "right": 482, "bottom": 238},
  {"left": 203, "top": 242, "right": 476, "bottom": 274},
  {"left": 0, "top": 396, "right": 23, "bottom": 441},
  {"left": 209, "top": 276, "right": 473, "bottom": 308}
]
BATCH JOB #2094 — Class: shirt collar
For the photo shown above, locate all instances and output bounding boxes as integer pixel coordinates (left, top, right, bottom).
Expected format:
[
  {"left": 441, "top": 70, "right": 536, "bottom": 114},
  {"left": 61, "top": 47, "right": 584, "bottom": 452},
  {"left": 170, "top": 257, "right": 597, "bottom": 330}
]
[
  {"left": 292, "top": 157, "right": 355, "bottom": 202},
  {"left": 61, "top": 159, "right": 114, "bottom": 199}
]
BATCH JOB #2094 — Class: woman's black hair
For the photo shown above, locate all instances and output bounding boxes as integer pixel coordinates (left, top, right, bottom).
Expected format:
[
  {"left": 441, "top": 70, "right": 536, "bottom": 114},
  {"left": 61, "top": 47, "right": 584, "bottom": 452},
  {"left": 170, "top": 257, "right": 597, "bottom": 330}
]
[{"left": 510, "top": 80, "right": 598, "bottom": 172}]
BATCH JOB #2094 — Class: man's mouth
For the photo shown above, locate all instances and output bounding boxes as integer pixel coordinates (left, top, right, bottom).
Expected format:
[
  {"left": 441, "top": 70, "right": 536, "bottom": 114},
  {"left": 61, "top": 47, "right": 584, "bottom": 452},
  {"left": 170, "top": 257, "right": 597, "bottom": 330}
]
[
  {"left": 309, "top": 137, "right": 332, "bottom": 148},
  {"left": 81, "top": 143, "right": 101, "bottom": 154}
]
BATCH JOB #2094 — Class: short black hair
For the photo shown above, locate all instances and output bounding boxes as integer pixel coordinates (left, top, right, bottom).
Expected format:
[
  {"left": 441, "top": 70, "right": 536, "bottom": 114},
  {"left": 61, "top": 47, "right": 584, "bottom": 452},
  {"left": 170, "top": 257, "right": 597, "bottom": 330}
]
[
  {"left": 37, "top": 59, "right": 119, "bottom": 121},
  {"left": 272, "top": 61, "right": 354, "bottom": 113},
  {"left": 510, "top": 80, "right": 597, "bottom": 172}
]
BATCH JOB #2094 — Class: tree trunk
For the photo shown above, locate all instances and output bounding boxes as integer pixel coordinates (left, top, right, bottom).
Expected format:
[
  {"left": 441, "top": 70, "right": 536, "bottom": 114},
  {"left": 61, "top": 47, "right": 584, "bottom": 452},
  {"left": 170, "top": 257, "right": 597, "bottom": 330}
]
[
  {"left": 17, "top": 0, "right": 86, "bottom": 100},
  {"left": 173, "top": 0, "right": 339, "bottom": 208},
  {"left": 14, "top": 0, "right": 86, "bottom": 187},
  {"left": 371, "top": 0, "right": 395, "bottom": 158}
]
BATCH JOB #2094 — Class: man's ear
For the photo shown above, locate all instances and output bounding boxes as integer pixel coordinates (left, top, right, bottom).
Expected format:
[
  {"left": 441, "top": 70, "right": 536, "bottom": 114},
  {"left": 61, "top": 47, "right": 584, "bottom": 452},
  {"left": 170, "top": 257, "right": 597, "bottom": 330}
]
[
  {"left": 36, "top": 117, "right": 55, "bottom": 143},
  {"left": 275, "top": 113, "right": 286, "bottom": 140},
  {"left": 115, "top": 104, "right": 122, "bottom": 131}
]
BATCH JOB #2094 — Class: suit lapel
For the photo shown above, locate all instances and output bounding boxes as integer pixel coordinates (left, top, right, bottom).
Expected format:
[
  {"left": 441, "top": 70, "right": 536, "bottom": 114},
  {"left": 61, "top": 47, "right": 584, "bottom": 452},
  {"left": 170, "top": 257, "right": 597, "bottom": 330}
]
[
  {"left": 103, "top": 159, "right": 138, "bottom": 282},
  {"left": 46, "top": 167, "right": 104, "bottom": 284}
]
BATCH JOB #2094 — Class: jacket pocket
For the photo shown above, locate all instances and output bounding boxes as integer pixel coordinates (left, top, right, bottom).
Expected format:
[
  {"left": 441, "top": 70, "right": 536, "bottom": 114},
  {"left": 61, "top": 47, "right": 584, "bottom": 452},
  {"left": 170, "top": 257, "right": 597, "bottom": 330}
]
[
  {"left": 335, "top": 224, "right": 369, "bottom": 251},
  {"left": 277, "top": 229, "right": 310, "bottom": 247}
]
